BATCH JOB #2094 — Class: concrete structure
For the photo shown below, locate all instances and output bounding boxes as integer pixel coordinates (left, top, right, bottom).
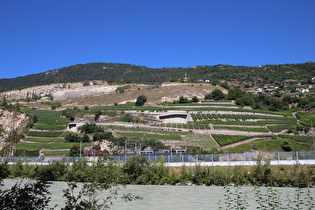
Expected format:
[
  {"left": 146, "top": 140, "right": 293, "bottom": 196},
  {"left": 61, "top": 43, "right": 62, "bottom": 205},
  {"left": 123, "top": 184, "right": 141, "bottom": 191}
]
[{"left": 158, "top": 111, "right": 193, "bottom": 124}]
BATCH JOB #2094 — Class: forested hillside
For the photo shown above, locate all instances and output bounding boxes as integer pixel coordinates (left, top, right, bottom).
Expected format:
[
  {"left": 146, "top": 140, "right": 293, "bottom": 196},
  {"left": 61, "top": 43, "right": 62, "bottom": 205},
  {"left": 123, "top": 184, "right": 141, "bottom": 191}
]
[{"left": 0, "top": 62, "right": 314, "bottom": 92}]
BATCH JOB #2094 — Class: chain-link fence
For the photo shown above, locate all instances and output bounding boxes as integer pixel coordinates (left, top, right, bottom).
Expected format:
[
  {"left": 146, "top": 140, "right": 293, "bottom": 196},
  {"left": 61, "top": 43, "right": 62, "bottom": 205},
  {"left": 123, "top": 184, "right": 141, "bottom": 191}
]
[{"left": 1, "top": 151, "right": 315, "bottom": 165}]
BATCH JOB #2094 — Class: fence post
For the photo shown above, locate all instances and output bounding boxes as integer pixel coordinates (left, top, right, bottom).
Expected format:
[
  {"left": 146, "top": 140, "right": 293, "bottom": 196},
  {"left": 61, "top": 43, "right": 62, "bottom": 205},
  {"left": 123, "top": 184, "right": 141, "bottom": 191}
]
[
  {"left": 196, "top": 154, "right": 198, "bottom": 164},
  {"left": 212, "top": 154, "right": 213, "bottom": 162},
  {"left": 278, "top": 152, "right": 280, "bottom": 164},
  {"left": 243, "top": 153, "right": 245, "bottom": 165},
  {"left": 296, "top": 151, "right": 299, "bottom": 161}
]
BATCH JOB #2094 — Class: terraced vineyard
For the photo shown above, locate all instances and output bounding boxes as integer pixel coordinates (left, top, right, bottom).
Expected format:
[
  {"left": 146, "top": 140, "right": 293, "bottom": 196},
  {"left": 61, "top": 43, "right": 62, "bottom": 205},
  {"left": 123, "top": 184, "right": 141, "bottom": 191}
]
[
  {"left": 211, "top": 134, "right": 253, "bottom": 146},
  {"left": 191, "top": 113, "right": 286, "bottom": 121},
  {"left": 267, "top": 125, "right": 294, "bottom": 132},
  {"left": 278, "top": 135, "right": 315, "bottom": 143},
  {"left": 17, "top": 109, "right": 72, "bottom": 156},
  {"left": 213, "top": 126, "right": 269, "bottom": 133},
  {"left": 13, "top": 98, "right": 312, "bottom": 156},
  {"left": 115, "top": 132, "right": 182, "bottom": 141}
]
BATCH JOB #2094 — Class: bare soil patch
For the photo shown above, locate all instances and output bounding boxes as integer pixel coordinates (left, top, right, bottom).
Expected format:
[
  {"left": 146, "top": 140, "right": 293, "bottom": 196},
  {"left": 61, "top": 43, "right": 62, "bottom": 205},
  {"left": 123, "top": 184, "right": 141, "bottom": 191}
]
[{"left": 59, "top": 83, "right": 223, "bottom": 108}]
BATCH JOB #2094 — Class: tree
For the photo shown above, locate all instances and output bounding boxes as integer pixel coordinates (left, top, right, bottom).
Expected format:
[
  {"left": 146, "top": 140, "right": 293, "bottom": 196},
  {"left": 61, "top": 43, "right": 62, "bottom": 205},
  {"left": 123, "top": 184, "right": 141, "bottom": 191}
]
[
  {"left": 135, "top": 95, "right": 147, "bottom": 106},
  {"left": 211, "top": 89, "right": 225, "bottom": 100},
  {"left": 80, "top": 123, "right": 103, "bottom": 134},
  {"left": 64, "top": 132, "right": 79, "bottom": 142},
  {"left": 123, "top": 155, "right": 150, "bottom": 182},
  {"left": 62, "top": 158, "right": 141, "bottom": 209},
  {"left": 69, "top": 145, "right": 80, "bottom": 157},
  {"left": 179, "top": 96, "right": 190, "bottom": 103},
  {"left": 80, "top": 134, "right": 90, "bottom": 142},
  {"left": 227, "top": 87, "right": 244, "bottom": 100},
  {"left": 94, "top": 110, "right": 102, "bottom": 121},
  {"left": 120, "top": 114, "right": 134, "bottom": 122},
  {"left": 204, "top": 93, "right": 212, "bottom": 100},
  {"left": 0, "top": 179, "right": 51, "bottom": 210},
  {"left": 191, "top": 96, "right": 199, "bottom": 103}
]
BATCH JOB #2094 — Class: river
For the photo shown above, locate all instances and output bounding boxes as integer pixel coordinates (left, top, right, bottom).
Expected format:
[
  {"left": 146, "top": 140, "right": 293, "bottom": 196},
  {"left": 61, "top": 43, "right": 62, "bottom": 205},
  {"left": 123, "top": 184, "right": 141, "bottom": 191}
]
[{"left": 3, "top": 179, "right": 314, "bottom": 209}]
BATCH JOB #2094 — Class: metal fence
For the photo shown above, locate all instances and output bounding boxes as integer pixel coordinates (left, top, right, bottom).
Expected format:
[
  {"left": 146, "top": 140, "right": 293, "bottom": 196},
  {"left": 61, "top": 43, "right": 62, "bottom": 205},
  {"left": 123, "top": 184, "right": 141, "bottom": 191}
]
[{"left": 1, "top": 151, "right": 315, "bottom": 165}]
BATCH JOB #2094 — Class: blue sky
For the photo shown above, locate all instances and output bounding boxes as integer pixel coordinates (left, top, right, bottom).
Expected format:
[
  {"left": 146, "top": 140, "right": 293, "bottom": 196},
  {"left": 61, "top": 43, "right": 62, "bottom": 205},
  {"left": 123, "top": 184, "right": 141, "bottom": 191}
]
[{"left": 0, "top": 0, "right": 314, "bottom": 79}]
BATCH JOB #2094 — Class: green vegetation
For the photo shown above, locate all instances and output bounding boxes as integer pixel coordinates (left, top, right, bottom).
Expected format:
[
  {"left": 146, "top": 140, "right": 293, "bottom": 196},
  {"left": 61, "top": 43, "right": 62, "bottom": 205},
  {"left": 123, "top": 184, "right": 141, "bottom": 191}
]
[
  {"left": 23, "top": 137, "right": 64, "bottom": 143},
  {"left": 1, "top": 157, "right": 314, "bottom": 187},
  {"left": 267, "top": 125, "right": 293, "bottom": 132},
  {"left": 224, "top": 137, "right": 311, "bottom": 153},
  {"left": 218, "top": 186, "right": 314, "bottom": 209},
  {"left": 213, "top": 126, "right": 269, "bottom": 132},
  {"left": 296, "top": 112, "right": 315, "bottom": 127},
  {"left": 1, "top": 62, "right": 314, "bottom": 93},
  {"left": 27, "top": 109, "right": 70, "bottom": 125},
  {"left": 278, "top": 135, "right": 314, "bottom": 143},
  {"left": 17, "top": 142, "right": 91, "bottom": 150},
  {"left": 116, "top": 132, "right": 181, "bottom": 141},
  {"left": 204, "top": 89, "right": 225, "bottom": 100},
  {"left": 212, "top": 134, "right": 253, "bottom": 146},
  {"left": 135, "top": 95, "right": 147, "bottom": 106},
  {"left": 115, "top": 85, "right": 131, "bottom": 93},
  {"left": 27, "top": 131, "right": 63, "bottom": 137},
  {"left": 32, "top": 124, "right": 66, "bottom": 130}
]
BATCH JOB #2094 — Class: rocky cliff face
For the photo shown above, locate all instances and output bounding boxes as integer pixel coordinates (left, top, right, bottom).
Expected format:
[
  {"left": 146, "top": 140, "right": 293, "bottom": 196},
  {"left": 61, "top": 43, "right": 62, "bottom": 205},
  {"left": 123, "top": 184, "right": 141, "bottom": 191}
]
[
  {"left": 0, "top": 109, "right": 28, "bottom": 149},
  {"left": 0, "top": 81, "right": 108, "bottom": 102},
  {"left": 0, "top": 109, "right": 28, "bottom": 133}
]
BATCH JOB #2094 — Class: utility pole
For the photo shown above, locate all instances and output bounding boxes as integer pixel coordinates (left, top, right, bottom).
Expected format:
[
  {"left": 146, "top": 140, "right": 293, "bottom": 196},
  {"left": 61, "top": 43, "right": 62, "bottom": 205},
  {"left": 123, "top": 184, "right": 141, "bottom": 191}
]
[
  {"left": 311, "top": 118, "right": 314, "bottom": 150},
  {"left": 80, "top": 141, "right": 82, "bottom": 158},
  {"left": 125, "top": 138, "right": 127, "bottom": 161}
]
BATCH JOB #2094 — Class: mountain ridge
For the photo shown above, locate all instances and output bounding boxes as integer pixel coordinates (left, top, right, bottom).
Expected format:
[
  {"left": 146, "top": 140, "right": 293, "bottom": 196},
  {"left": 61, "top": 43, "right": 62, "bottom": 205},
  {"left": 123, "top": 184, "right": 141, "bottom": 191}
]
[{"left": 1, "top": 62, "right": 314, "bottom": 92}]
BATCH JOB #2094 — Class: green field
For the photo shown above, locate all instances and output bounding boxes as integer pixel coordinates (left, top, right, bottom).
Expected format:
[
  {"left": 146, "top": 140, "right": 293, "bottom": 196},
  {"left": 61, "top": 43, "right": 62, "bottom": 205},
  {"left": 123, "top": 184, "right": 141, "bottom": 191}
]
[
  {"left": 296, "top": 112, "right": 315, "bottom": 127},
  {"left": 116, "top": 132, "right": 182, "bottom": 140},
  {"left": 224, "top": 137, "right": 311, "bottom": 153},
  {"left": 17, "top": 142, "right": 91, "bottom": 150},
  {"left": 278, "top": 135, "right": 315, "bottom": 143},
  {"left": 27, "top": 109, "right": 70, "bottom": 125},
  {"left": 23, "top": 137, "right": 64, "bottom": 143},
  {"left": 32, "top": 124, "right": 66, "bottom": 130},
  {"left": 267, "top": 125, "right": 293, "bottom": 132},
  {"left": 27, "top": 131, "right": 64, "bottom": 137},
  {"left": 211, "top": 134, "right": 253, "bottom": 146},
  {"left": 213, "top": 126, "right": 269, "bottom": 132}
]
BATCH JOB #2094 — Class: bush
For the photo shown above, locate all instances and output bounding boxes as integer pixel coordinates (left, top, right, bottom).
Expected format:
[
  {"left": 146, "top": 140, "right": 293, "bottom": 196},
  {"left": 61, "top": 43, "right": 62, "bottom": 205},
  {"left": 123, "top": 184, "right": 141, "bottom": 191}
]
[
  {"left": 80, "top": 123, "right": 103, "bottom": 134},
  {"left": 192, "top": 96, "right": 199, "bottom": 103},
  {"left": 0, "top": 179, "right": 51, "bottom": 209},
  {"left": 123, "top": 155, "right": 150, "bottom": 183},
  {"left": 120, "top": 114, "right": 134, "bottom": 122},
  {"left": 135, "top": 95, "right": 147, "bottom": 106},
  {"left": 93, "top": 131, "right": 114, "bottom": 142},
  {"left": 179, "top": 96, "right": 191, "bottom": 104},
  {"left": 64, "top": 132, "right": 79, "bottom": 142},
  {"left": 69, "top": 145, "right": 81, "bottom": 157}
]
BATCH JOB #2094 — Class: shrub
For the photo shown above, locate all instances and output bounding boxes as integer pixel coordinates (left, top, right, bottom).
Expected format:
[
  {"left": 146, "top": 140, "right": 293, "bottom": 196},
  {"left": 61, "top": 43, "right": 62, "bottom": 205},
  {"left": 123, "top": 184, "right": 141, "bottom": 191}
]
[
  {"left": 80, "top": 123, "right": 103, "bottom": 134},
  {"left": 64, "top": 132, "right": 79, "bottom": 142},
  {"left": 135, "top": 95, "right": 147, "bottom": 106}
]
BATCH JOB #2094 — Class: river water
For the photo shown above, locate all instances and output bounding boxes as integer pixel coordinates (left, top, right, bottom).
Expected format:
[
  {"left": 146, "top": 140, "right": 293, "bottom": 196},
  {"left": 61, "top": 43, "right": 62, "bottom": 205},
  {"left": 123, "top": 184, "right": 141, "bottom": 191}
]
[{"left": 3, "top": 179, "right": 314, "bottom": 209}]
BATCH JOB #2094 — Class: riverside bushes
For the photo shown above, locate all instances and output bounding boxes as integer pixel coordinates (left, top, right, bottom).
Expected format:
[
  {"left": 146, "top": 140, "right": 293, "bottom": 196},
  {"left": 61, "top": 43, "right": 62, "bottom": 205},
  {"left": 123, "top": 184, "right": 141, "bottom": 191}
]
[{"left": 1, "top": 157, "right": 314, "bottom": 187}]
